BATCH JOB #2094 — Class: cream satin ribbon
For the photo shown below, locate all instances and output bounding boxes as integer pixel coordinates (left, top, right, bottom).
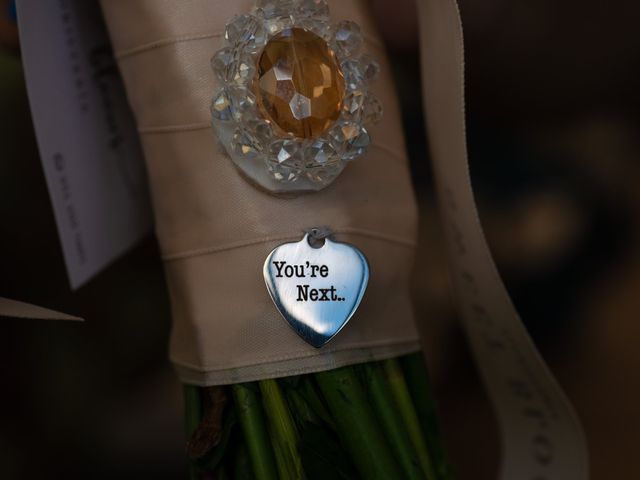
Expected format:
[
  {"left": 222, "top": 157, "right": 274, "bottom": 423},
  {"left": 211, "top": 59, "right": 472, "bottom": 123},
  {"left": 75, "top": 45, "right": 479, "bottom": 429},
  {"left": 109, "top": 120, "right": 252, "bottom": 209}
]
[
  {"left": 419, "top": 0, "right": 589, "bottom": 478},
  {"left": 99, "top": 0, "right": 422, "bottom": 386}
]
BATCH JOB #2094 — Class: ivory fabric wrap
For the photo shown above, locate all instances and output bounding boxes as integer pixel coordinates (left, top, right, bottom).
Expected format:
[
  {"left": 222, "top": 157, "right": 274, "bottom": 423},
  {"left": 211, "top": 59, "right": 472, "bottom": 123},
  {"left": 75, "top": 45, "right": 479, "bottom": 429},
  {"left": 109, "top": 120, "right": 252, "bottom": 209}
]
[{"left": 99, "top": 0, "right": 421, "bottom": 385}]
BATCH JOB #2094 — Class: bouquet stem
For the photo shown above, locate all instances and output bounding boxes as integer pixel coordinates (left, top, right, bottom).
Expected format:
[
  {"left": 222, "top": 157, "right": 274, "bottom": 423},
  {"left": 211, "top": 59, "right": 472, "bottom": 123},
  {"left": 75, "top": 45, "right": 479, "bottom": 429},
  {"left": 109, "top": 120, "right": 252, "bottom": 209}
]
[
  {"left": 259, "top": 379, "right": 306, "bottom": 479},
  {"left": 383, "top": 358, "right": 437, "bottom": 479},
  {"left": 360, "top": 362, "right": 427, "bottom": 479},
  {"left": 184, "top": 385, "right": 204, "bottom": 480},
  {"left": 184, "top": 353, "right": 452, "bottom": 480},
  {"left": 232, "top": 384, "right": 279, "bottom": 480},
  {"left": 401, "top": 353, "right": 453, "bottom": 480},
  {"left": 315, "top": 366, "right": 403, "bottom": 479}
]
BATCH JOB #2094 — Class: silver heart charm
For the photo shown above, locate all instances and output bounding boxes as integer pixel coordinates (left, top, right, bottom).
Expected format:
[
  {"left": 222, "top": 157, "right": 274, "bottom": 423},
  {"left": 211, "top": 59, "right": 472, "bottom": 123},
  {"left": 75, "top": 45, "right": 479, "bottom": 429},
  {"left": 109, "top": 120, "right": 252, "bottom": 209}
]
[{"left": 263, "top": 233, "right": 369, "bottom": 348}]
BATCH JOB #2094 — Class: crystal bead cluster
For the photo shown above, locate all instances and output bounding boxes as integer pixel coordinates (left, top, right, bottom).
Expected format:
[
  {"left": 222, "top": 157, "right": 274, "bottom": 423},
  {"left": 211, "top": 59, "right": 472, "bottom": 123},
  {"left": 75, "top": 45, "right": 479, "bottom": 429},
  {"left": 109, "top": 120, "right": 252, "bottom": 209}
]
[{"left": 210, "top": 0, "right": 383, "bottom": 191}]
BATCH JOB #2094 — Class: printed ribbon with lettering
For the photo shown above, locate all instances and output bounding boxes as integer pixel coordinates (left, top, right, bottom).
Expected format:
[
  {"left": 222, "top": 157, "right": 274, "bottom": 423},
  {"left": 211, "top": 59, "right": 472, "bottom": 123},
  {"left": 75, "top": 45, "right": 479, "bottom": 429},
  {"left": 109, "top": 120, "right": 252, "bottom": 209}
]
[{"left": 418, "top": 1, "right": 589, "bottom": 478}]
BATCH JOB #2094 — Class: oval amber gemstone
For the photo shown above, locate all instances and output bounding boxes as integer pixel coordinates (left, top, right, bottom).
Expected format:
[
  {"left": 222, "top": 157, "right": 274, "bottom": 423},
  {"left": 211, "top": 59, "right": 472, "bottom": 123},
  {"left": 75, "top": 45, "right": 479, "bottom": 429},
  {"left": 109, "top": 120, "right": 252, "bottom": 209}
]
[{"left": 255, "top": 28, "right": 345, "bottom": 139}]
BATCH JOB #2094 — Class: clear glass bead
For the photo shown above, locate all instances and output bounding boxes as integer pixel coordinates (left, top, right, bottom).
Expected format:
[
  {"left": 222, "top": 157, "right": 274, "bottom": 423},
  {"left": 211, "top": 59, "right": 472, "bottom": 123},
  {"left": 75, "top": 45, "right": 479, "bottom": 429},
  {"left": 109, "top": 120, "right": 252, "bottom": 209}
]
[
  {"left": 333, "top": 20, "right": 362, "bottom": 58},
  {"left": 304, "top": 137, "right": 341, "bottom": 184},
  {"left": 295, "top": 0, "right": 329, "bottom": 21},
  {"left": 211, "top": 47, "right": 256, "bottom": 86},
  {"left": 359, "top": 53, "right": 381, "bottom": 82},
  {"left": 293, "top": 0, "right": 330, "bottom": 35},
  {"left": 255, "top": 0, "right": 294, "bottom": 35},
  {"left": 268, "top": 161, "right": 301, "bottom": 183},
  {"left": 210, "top": 88, "right": 234, "bottom": 122},
  {"left": 232, "top": 86, "right": 258, "bottom": 122},
  {"left": 304, "top": 138, "right": 339, "bottom": 167},
  {"left": 328, "top": 121, "right": 370, "bottom": 161},
  {"left": 211, "top": 47, "right": 234, "bottom": 82},
  {"left": 210, "top": 86, "right": 257, "bottom": 122},
  {"left": 341, "top": 58, "right": 366, "bottom": 92},
  {"left": 295, "top": 18, "right": 331, "bottom": 39},
  {"left": 247, "top": 118, "right": 274, "bottom": 146},
  {"left": 231, "top": 127, "right": 263, "bottom": 160},
  {"left": 256, "top": 0, "right": 294, "bottom": 17},
  {"left": 306, "top": 162, "right": 342, "bottom": 184},
  {"left": 234, "top": 55, "right": 256, "bottom": 85},
  {"left": 225, "top": 14, "right": 267, "bottom": 53},
  {"left": 362, "top": 93, "right": 383, "bottom": 125},
  {"left": 345, "top": 125, "right": 370, "bottom": 160},
  {"left": 267, "top": 139, "right": 303, "bottom": 182},
  {"left": 265, "top": 15, "right": 295, "bottom": 35},
  {"left": 341, "top": 89, "right": 366, "bottom": 120}
]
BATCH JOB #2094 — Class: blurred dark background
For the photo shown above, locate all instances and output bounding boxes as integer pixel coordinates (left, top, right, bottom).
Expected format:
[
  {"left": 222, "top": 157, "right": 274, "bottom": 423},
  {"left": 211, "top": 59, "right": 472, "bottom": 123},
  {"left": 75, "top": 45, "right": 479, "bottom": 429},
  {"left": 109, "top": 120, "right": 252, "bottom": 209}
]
[{"left": 2, "top": 0, "right": 639, "bottom": 478}]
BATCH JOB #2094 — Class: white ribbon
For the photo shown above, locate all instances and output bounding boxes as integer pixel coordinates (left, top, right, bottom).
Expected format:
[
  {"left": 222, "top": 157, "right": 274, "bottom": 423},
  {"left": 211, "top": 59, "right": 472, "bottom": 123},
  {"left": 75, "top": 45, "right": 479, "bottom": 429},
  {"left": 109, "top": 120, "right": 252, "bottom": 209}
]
[{"left": 418, "top": 0, "right": 589, "bottom": 478}]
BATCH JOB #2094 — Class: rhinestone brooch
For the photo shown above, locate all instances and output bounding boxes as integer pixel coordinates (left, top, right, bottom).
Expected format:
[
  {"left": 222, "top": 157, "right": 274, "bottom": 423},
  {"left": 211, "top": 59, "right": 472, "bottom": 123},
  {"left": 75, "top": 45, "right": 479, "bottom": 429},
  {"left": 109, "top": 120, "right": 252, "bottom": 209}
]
[{"left": 210, "top": 0, "right": 383, "bottom": 192}]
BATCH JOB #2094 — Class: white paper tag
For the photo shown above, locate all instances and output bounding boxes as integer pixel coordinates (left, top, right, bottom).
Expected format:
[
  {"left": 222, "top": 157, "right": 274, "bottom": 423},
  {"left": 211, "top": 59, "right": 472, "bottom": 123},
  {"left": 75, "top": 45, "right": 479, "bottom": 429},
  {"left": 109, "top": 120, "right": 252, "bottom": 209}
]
[
  {"left": 0, "top": 297, "right": 82, "bottom": 322},
  {"left": 17, "top": 0, "right": 152, "bottom": 289}
]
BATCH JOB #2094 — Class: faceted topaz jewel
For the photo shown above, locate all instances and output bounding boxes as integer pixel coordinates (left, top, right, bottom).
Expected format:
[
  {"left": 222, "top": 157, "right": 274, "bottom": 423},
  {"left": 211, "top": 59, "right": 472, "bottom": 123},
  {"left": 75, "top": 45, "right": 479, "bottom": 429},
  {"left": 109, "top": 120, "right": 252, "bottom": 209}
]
[
  {"left": 255, "top": 28, "right": 345, "bottom": 139},
  {"left": 211, "top": 0, "right": 383, "bottom": 191}
]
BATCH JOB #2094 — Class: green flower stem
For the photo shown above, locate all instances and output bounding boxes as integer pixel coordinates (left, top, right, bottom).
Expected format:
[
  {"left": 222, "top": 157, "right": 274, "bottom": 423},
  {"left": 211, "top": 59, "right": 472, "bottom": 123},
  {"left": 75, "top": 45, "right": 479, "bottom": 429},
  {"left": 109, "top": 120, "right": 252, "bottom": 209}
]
[
  {"left": 360, "top": 363, "right": 427, "bottom": 480},
  {"left": 234, "top": 442, "right": 254, "bottom": 480},
  {"left": 285, "top": 387, "right": 319, "bottom": 428},
  {"left": 184, "top": 385, "right": 203, "bottom": 439},
  {"left": 232, "top": 384, "right": 279, "bottom": 480},
  {"left": 383, "top": 358, "right": 437, "bottom": 480},
  {"left": 401, "top": 353, "right": 453, "bottom": 479},
  {"left": 300, "top": 376, "right": 337, "bottom": 431},
  {"left": 315, "top": 366, "right": 403, "bottom": 480},
  {"left": 259, "top": 379, "right": 306, "bottom": 480},
  {"left": 183, "top": 385, "right": 203, "bottom": 480}
]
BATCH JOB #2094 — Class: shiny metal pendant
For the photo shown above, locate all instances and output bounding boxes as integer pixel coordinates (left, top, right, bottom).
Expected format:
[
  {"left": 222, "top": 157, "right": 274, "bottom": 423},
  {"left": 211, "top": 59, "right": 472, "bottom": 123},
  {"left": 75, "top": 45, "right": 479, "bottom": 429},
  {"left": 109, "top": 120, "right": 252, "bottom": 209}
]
[{"left": 263, "top": 231, "right": 369, "bottom": 348}]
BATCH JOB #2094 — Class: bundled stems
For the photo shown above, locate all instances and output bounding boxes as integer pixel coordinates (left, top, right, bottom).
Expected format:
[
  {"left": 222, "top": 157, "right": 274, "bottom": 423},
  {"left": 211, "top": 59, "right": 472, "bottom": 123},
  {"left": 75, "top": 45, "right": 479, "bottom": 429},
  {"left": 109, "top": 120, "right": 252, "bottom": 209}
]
[
  {"left": 401, "top": 353, "right": 453, "bottom": 479},
  {"left": 184, "top": 385, "right": 203, "bottom": 439},
  {"left": 383, "top": 358, "right": 438, "bottom": 480},
  {"left": 232, "top": 383, "right": 279, "bottom": 480},
  {"left": 315, "top": 366, "right": 403, "bottom": 479},
  {"left": 299, "top": 376, "right": 337, "bottom": 431},
  {"left": 234, "top": 442, "right": 254, "bottom": 480},
  {"left": 184, "top": 353, "right": 451, "bottom": 480},
  {"left": 183, "top": 385, "right": 203, "bottom": 480},
  {"left": 259, "top": 379, "right": 306, "bottom": 480},
  {"left": 360, "top": 362, "right": 427, "bottom": 479}
]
